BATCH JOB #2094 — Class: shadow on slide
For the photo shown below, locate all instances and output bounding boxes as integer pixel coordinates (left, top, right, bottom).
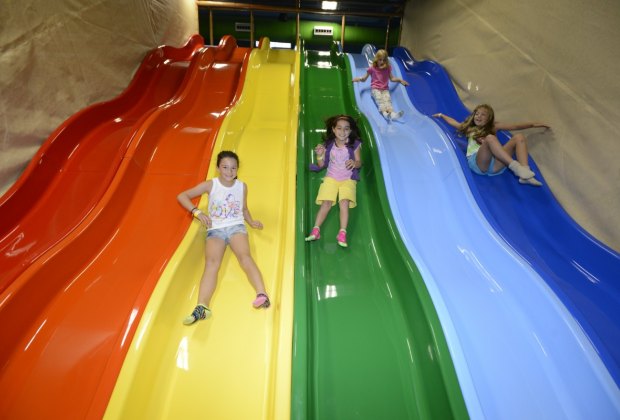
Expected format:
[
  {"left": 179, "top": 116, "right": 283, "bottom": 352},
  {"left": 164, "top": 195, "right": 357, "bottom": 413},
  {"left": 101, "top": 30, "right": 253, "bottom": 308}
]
[
  {"left": 393, "top": 47, "right": 620, "bottom": 387},
  {"left": 0, "top": 35, "right": 204, "bottom": 293},
  {"left": 0, "top": 36, "right": 249, "bottom": 418},
  {"left": 104, "top": 38, "right": 298, "bottom": 419},
  {"left": 350, "top": 44, "right": 619, "bottom": 419},
  {"left": 291, "top": 42, "right": 467, "bottom": 419}
]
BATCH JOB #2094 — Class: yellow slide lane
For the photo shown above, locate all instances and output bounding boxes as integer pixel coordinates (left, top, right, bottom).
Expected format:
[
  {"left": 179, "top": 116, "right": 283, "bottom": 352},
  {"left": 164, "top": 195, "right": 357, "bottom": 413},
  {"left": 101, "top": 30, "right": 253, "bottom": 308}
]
[{"left": 104, "top": 41, "right": 299, "bottom": 419}]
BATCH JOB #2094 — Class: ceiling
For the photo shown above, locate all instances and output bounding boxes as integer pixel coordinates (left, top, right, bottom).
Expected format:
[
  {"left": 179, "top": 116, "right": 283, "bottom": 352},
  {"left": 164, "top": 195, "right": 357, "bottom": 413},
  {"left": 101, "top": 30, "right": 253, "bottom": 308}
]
[{"left": 197, "top": 1, "right": 408, "bottom": 21}]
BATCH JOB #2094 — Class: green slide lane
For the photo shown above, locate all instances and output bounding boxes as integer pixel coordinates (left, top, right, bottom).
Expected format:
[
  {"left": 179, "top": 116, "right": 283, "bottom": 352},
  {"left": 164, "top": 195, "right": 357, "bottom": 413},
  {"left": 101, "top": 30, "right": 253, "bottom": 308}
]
[{"left": 291, "top": 43, "right": 469, "bottom": 419}]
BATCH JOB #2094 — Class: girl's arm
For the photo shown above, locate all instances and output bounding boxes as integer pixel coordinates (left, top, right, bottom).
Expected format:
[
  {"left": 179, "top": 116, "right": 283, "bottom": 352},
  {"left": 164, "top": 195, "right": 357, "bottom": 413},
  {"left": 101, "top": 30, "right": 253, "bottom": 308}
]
[
  {"left": 243, "top": 183, "right": 263, "bottom": 230},
  {"left": 495, "top": 121, "right": 551, "bottom": 131},
  {"left": 314, "top": 143, "right": 326, "bottom": 168},
  {"left": 389, "top": 73, "right": 409, "bottom": 86},
  {"left": 345, "top": 144, "right": 362, "bottom": 170},
  {"left": 177, "top": 180, "right": 212, "bottom": 227},
  {"left": 353, "top": 72, "right": 370, "bottom": 83},
  {"left": 432, "top": 113, "right": 461, "bottom": 129}
]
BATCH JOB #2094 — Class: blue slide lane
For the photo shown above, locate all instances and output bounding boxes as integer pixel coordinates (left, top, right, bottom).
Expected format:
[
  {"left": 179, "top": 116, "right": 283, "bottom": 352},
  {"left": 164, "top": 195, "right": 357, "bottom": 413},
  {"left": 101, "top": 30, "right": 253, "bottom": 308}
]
[
  {"left": 392, "top": 46, "right": 620, "bottom": 388},
  {"left": 348, "top": 47, "right": 620, "bottom": 419}
]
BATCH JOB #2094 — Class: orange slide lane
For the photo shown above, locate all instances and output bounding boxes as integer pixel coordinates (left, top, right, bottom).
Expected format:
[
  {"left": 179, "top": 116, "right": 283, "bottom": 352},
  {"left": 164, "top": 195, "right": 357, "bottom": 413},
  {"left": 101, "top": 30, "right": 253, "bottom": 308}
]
[
  {"left": 0, "top": 36, "right": 250, "bottom": 419},
  {"left": 0, "top": 34, "right": 204, "bottom": 293}
]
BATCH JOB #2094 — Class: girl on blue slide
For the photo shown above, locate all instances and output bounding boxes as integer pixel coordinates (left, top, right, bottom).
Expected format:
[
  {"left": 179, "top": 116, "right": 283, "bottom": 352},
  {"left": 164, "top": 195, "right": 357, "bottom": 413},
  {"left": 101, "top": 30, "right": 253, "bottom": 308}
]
[
  {"left": 306, "top": 115, "right": 362, "bottom": 248},
  {"left": 353, "top": 49, "right": 409, "bottom": 121},
  {"left": 177, "top": 150, "right": 270, "bottom": 325},
  {"left": 434, "top": 104, "right": 550, "bottom": 186}
]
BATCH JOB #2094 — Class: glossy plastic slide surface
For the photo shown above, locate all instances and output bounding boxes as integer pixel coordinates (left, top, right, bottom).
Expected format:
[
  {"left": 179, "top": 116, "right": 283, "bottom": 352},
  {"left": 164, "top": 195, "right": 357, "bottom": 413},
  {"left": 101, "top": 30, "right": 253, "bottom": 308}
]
[
  {"left": 0, "top": 37, "right": 250, "bottom": 419},
  {"left": 347, "top": 46, "right": 620, "bottom": 419},
  {"left": 291, "top": 43, "right": 468, "bottom": 420},
  {"left": 0, "top": 35, "right": 204, "bottom": 293},
  {"left": 392, "top": 46, "right": 620, "bottom": 387},
  {"left": 104, "top": 40, "right": 298, "bottom": 419}
]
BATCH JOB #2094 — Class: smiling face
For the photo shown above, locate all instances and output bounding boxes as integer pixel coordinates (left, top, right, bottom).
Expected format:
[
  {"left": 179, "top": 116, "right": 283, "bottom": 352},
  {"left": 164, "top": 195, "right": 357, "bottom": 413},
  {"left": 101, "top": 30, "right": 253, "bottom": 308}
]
[
  {"left": 473, "top": 107, "right": 491, "bottom": 127},
  {"left": 217, "top": 157, "right": 238, "bottom": 185},
  {"left": 332, "top": 118, "right": 352, "bottom": 143}
]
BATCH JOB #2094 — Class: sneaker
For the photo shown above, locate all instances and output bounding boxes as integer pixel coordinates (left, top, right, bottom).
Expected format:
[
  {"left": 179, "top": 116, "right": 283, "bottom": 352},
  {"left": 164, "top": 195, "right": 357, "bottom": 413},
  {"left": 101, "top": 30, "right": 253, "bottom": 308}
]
[
  {"left": 183, "top": 304, "right": 211, "bottom": 325},
  {"left": 391, "top": 110, "right": 404, "bottom": 120},
  {"left": 336, "top": 229, "right": 348, "bottom": 247},
  {"left": 253, "top": 293, "right": 271, "bottom": 308},
  {"left": 305, "top": 226, "right": 320, "bottom": 241}
]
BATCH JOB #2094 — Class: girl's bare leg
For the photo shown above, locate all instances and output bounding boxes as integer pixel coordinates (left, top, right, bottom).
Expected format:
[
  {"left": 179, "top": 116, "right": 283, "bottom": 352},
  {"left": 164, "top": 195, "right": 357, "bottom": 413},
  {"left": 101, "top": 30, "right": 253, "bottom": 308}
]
[
  {"left": 229, "top": 233, "right": 266, "bottom": 295},
  {"left": 479, "top": 133, "right": 539, "bottom": 183},
  {"left": 339, "top": 199, "right": 350, "bottom": 231},
  {"left": 313, "top": 200, "right": 333, "bottom": 228},
  {"left": 506, "top": 133, "right": 530, "bottom": 166},
  {"left": 477, "top": 134, "right": 514, "bottom": 172},
  {"left": 197, "top": 237, "right": 227, "bottom": 307}
]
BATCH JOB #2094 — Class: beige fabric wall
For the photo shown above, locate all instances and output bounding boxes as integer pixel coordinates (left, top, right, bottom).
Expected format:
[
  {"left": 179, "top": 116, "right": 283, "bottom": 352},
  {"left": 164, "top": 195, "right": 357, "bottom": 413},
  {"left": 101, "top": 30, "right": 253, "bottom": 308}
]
[
  {"left": 401, "top": 0, "right": 620, "bottom": 252},
  {"left": 0, "top": 0, "right": 198, "bottom": 196}
]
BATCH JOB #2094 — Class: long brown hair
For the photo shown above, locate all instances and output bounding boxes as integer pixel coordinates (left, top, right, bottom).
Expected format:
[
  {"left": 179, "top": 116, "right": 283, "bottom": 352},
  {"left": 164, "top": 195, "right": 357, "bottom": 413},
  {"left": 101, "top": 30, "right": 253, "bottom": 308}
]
[
  {"left": 458, "top": 104, "right": 495, "bottom": 139},
  {"left": 322, "top": 115, "right": 362, "bottom": 149}
]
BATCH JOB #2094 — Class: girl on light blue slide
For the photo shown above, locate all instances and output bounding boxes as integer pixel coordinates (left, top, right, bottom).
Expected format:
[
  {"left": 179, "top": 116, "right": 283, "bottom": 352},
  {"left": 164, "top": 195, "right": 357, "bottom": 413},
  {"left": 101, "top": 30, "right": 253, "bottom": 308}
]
[{"left": 353, "top": 49, "right": 409, "bottom": 121}]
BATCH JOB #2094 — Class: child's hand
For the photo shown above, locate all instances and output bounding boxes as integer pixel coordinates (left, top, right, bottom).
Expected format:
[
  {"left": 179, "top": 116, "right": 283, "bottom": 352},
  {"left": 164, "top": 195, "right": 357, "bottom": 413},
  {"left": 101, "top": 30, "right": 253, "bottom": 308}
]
[
  {"left": 401, "top": 80, "right": 409, "bottom": 86},
  {"left": 345, "top": 159, "right": 356, "bottom": 170},
  {"left": 249, "top": 220, "right": 263, "bottom": 230},
  {"left": 533, "top": 122, "right": 551, "bottom": 130},
  {"left": 315, "top": 144, "right": 326, "bottom": 158},
  {"left": 194, "top": 211, "right": 212, "bottom": 228}
]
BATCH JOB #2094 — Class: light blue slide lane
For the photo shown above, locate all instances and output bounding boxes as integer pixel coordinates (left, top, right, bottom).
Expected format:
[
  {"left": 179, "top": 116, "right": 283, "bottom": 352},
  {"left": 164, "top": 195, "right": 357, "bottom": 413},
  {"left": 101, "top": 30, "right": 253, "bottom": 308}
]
[{"left": 348, "top": 49, "right": 620, "bottom": 420}]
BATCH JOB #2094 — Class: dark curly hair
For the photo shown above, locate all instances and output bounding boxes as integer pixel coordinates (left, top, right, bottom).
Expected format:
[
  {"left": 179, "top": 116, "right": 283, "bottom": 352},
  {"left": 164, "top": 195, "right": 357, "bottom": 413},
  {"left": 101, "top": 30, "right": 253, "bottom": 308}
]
[{"left": 322, "top": 115, "right": 362, "bottom": 149}]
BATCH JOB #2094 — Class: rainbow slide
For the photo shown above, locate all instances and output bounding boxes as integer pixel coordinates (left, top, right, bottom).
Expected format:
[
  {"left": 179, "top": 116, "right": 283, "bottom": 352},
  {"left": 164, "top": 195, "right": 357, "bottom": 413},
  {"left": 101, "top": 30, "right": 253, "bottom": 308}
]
[
  {"left": 0, "top": 35, "right": 203, "bottom": 292},
  {"left": 0, "top": 37, "right": 250, "bottom": 418},
  {"left": 347, "top": 45, "right": 620, "bottom": 418},
  {"left": 104, "top": 40, "right": 299, "bottom": 419}
]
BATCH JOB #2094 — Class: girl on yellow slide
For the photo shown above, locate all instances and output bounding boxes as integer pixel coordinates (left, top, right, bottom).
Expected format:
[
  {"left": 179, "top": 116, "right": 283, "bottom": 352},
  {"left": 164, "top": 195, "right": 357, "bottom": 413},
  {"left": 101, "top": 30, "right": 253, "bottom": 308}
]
[{"left": 177, "top": 150, "right": 269, "bottom": 325}]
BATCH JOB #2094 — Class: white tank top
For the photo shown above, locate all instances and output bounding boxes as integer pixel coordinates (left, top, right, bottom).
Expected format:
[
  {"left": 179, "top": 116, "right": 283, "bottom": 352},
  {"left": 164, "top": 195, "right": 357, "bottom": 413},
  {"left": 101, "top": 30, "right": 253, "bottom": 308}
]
[{"left": 208, "top": 178, "right": 245, "bottom": 230}]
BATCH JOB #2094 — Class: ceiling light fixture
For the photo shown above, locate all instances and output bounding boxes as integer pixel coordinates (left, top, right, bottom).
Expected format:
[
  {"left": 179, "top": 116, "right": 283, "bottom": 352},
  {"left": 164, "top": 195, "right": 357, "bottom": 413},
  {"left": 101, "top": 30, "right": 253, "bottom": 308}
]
[{"left": 321, "top": 1, "right": 337, "bottom": 11}]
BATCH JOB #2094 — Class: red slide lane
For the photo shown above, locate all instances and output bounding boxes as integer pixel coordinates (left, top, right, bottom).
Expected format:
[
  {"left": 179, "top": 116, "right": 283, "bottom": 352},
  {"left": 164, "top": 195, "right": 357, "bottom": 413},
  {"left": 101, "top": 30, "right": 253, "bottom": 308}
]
[
  {"left": 0, "top": 36, "right": 250, "bottom": 419},
  {"left": 0, "top": 35, "right": 204, "bottom": 293}
]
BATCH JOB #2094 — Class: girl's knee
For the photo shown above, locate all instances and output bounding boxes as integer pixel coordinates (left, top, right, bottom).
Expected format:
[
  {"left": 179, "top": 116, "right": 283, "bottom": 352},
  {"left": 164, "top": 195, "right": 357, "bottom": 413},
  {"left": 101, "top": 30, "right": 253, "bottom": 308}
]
[
  {"left": 204, "top": 257, "right": 222, "bottom": 270},
  {"left": 237, "top": 254, "right": 257, "bottom": 271},
  {"left": 512, "top": 133, "right": 527, "bottom": 144},
  {"left": 339, "top": 199, "right": 349, "bottom": 208}
]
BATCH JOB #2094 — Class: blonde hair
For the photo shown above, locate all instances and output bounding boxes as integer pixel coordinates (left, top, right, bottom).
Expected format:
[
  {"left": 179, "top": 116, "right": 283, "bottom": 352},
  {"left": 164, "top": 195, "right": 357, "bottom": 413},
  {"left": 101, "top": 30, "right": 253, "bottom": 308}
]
[
  {"left": 372, "top": 49, "right": 389, "bottom": 69},
  {"left": 458, "top": 104, "right": 496, "bottom": 139}
]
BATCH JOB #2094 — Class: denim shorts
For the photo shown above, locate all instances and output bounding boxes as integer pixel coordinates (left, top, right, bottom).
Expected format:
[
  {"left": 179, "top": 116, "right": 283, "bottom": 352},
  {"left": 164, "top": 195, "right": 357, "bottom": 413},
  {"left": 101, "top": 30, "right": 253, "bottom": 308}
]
[
  {"left": 467, "top": 153, "right": 507, "bottom": 177},
  {"left": 207, "top": 224, "right": 247, "bottom": 244}
]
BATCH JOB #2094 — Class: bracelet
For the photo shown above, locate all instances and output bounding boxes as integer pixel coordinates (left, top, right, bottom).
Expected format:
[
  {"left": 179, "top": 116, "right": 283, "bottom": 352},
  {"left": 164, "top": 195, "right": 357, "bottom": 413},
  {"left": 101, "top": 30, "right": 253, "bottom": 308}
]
[{"left": 190, "top": 207, "right": 198, "bottom": 214}]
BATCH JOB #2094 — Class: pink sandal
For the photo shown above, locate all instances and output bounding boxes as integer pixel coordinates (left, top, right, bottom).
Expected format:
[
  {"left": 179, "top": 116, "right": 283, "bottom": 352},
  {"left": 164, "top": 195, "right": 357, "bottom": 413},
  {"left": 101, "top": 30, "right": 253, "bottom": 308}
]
[{"left": 253, "top": 293, "right": 271, "bottom": 308}]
